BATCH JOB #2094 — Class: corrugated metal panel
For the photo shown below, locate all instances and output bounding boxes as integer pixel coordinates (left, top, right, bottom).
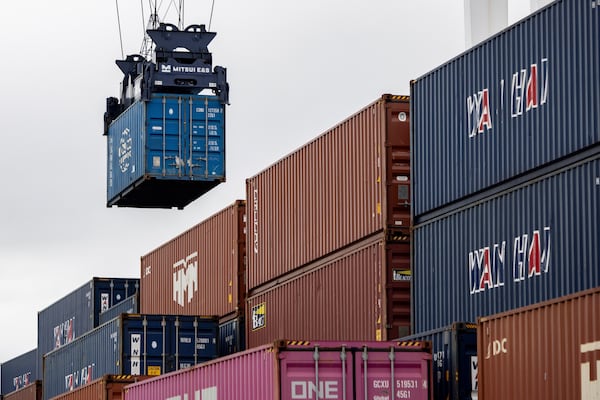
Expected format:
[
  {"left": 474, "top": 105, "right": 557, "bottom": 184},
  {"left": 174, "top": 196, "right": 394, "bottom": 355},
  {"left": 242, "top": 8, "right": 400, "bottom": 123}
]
[
  {"left": 477, "top": 287, "right": 600, "bottom": 400},
  {"left": 3, "top": 382, "right": 41, "bottom": 400},
  {"left": 42, "top": 314, "right": 218, "bottom": 400},
  {"left": 1, "top": 349, "right": 37, "bottom": 395},
  {"left": 123, "top": 341, "right": 432, "bottom": 400},
  {"left": 411, "top": 0, "right": 600, "bottom": 217},
  {"left": 412, "top": 155, "right": 600, "bottom": 333},
  {"left": 48, "top": 375, "right": 150, "bottom": 400},
  {"left": 247, "top": 94, "right": 410, "bottom": 290},
  {"left": 107, "top": 94, "right": 226, "bottom": 209},
  {"left": 218, "top": 315, "right": 245, "bottom": 357},
  {"left": 37, "top": 278, "right": 139, "bottom": 378},
  {"left": 399, "top": 322, "right": 478, "bottom": 400},
  {"left": 98, "top": 293, "right": 139, "bottom": 325},
  {"left": 246, "top": 234, "right": 411, "bottom": 348},
  {"left": 140, "top": 200, "right": 246, "bottom": 317}
]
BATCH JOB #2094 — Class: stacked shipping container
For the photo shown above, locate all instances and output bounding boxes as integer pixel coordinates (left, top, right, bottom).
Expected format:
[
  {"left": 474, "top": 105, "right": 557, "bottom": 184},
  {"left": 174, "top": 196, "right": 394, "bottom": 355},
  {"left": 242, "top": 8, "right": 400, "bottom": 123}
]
[
  {"left": 1, "top": 349, "right": 37, "bottom": 396},
  {"left": 48, "top": 375, "right": 150, "bottom": 400},
  {"left": 36, "top": 278, "right": 139, "bottom": 378},
  {"left": 42, "top": 314, "right": 218, "bottom": 399},
  {"left": 139, "top": 200, "right": 246, "bottom": 355},
  {"left": 2, "top": 382, "right": 41, "bottom": 400},
  {"left": 410, "top": 0, "right": 600, "bottom": 333},
  {"left": 246, "top": 94, "right": 412, "bottom": 346},
  {"left": 477, "top": 287, "right": 600, "bottom": 400},
  {"left": 123, "top": 340, "right": 433, "bottom": 400}
]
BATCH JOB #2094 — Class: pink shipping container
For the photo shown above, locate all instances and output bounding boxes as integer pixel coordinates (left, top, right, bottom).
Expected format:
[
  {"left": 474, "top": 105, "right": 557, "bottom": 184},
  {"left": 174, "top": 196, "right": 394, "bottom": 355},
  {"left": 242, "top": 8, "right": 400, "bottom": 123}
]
[
  {"left": 140, "top": 200, "right": 246, "bottom": 318},
  {"left": 49, "top": 375, "right": 150, "bottom": 400},
  {"left": 3, "top": 382, "right": 41, "bottom": 400},
  {"left": 123, "top": 340, "right": 432, "bottom": 400},
  {"left": 246, "top": 94, "right": 410, "bottom": 290},
  {"left": 477, "top": 287, "right": 600, "bottom": 400},
  {"left": 246, "top": 234, "right": 411, "bottom": 347}
]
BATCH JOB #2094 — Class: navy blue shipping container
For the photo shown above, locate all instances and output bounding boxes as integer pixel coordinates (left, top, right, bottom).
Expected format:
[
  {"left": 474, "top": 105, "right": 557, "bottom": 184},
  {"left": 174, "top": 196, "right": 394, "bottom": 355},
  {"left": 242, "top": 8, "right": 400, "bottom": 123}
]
[
  {"left": 106, "top": 93, "right": 225, "bottom": 209},
  {"left": 399, "top": 323, "right": 477, "bottom": 400},
  {"left": 218, "top": 316, "right": 245, "bottom": 357},
  {"left": 36, "top": 277, "right": 139, "bottom": 378},
  {"left": 0, "top": 349, "right": 37, "bottom": 395},
  {"left": 411, "top": 0, "right": 600, "bottom": 217},
  {"left": 412, "top": 154, "right": 600, "bottom": 333},
  {"left": 42, "top": 314, "right": 218, "bottom": 400},
  {"left": 98, "top": 293, "right": 139, "bottom": 325}
]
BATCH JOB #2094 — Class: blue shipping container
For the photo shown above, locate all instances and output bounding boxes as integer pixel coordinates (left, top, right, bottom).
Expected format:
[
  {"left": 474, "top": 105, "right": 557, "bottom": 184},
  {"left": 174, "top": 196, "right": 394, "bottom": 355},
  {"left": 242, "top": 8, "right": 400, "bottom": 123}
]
[
  {"left": 0, "top": 349, "right": 37, "bottom": 395},
  {"left": 42, "top": 314, "right": 218, "bottom": 400},
  {"left": 218, "top": 316, "right": 245, "bottom": 357},
  {"left": 399, "top": 323, "right": 477, "bottom": 400},
  {"left": 412, "top": 154, "right": 600, "bottom": 333},
  {"left": 107, "top": 93, "right": 225, "bottom": 209},
  {"left": 36, "top": 277, "right": 139, "bottom": 378},
  {"left": 98, "top": 293, "right": 139, "bottom": 325},
  {"left": 411, "top": 0, "right": 600, "bottom": 217}
]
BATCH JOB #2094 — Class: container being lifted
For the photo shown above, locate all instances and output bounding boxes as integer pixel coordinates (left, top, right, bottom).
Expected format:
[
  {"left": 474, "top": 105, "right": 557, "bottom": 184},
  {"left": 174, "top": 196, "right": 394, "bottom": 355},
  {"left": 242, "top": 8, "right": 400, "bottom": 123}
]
[{"left": 104, "top": 20, "right": 230, "bottom": 209}]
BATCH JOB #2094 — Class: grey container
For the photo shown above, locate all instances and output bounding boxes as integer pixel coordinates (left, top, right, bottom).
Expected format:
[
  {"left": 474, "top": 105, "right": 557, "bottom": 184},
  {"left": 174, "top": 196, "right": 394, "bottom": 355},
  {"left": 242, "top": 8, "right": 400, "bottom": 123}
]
[
  {"left": 412, "top": 153, "right": 600, "bottom": 333},
  {"left": 1, "top": 349, "right": 37, "bottom": 395},
  {"left": 42, "top": 313, "right": 219, "bottom": 400},
  {"left": 411, "top": 0, "right": 600, "bottom": 217},
  {"left": 399, "top": 323, "right": 477, "bottom": 400},
  {"left": 36, "top": 277, "right": 139, "bottom": 377}
]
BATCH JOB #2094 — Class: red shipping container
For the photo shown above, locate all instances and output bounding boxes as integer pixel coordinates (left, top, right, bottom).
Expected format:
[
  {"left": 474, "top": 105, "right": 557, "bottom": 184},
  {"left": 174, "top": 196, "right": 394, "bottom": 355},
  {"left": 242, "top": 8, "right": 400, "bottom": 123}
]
[
  {"left": 3, "top": 382, "right": 41, "bottom": 400},
  {"left": 123, "top": 340, "right": 433, "bottom": 400},
  {"left": 246, "top": 94, "right": 410, "bottom": 290},
  {"left": 49, "top": 375, "right": 149, "bottom": 400},
  {"left": 140, "top": 200, "right": 246, "bottom": 317},
  {"left": 477, "top": 287, "right": 600, "bottom": 400},
  {"left": 246, "top": 233, "right": 411, "bottom": 347}
]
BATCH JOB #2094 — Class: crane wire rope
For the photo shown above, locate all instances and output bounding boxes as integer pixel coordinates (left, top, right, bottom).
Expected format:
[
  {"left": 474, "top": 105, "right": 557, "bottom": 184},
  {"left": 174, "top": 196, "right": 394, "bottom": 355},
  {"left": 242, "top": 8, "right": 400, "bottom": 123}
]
[
  {"left": 115, "top": 0, "right": 125, "bottom": 59},
  {"left": 208, "top": 0, "right": 216, "bottom": 31}
]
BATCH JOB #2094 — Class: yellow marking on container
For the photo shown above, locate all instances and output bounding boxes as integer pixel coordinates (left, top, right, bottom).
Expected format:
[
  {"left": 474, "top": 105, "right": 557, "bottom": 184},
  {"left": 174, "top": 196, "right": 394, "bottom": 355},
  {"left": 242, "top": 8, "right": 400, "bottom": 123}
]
[
  {"left": 376, "top": 329, "right": 382, "bottom": 341},
  {"left": 377, "top": 203, "right": 381, "bottom": 214},
  {"left": 148, "top": 366, "right": 161, "bottom": 376}
]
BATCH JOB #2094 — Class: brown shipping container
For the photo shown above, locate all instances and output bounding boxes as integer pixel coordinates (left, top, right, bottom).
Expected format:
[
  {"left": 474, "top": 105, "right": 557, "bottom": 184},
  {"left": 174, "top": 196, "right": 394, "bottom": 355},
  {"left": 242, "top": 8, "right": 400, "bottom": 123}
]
[
  {"left": 246, "top": 94, "right": 410, "bottom": 290},
  {"left": 49, "top": 375, "right": 149, "bottom": 400},
  {"left": 478, "top": 287, "right": 600, "bottom": 400},
  {"left": 140, "top": 200, "right": 246, "bottom": 317},
  {"left": 246, "top": 233, "right": 411, "bottom": 348},
  {"left": 3, "top": 382, "right": 41, "bottom": 400}
]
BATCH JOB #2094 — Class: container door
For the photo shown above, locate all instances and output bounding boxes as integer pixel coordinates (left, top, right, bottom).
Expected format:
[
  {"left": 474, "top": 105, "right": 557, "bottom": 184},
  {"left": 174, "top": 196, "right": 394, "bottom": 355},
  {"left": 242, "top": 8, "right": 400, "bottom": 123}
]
[
  {"left": 279, "top": 347, "right": 354, "bottom": 399},
  {"left": 354, "top": 347, "right": 431, "bottom": 400},
  {"left": 146, "top": 95, "right": 224, "bottom": 179},
  {"left": 386, "top": 242, "right": 411, "bottom": 339},
  {"left": 451, "top": 323, "right": 478, "bottom": 400}
]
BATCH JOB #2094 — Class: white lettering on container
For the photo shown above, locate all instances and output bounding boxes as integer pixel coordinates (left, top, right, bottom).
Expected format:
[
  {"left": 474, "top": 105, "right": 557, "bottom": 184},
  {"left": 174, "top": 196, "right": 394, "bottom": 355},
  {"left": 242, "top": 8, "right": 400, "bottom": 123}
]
[
  {"left": 173, "top": 252, "right": 198, "bottom": 307},
  {"left": 291, "top": 381, "right": 339, "bottom": 399}
]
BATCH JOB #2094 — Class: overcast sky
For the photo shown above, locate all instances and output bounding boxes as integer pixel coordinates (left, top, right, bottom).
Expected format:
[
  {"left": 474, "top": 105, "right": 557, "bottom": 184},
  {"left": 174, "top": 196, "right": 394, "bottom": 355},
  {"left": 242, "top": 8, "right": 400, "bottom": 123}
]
[{"left": 0, "top": 0, "right": 532, "bottom": 366}]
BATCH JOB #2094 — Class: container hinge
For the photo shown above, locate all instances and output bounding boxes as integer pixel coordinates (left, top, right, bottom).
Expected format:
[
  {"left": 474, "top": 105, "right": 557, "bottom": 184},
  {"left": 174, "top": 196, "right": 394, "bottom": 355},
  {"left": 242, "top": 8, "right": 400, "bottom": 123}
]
[
  {"left": 389, "top": 347, "right": 396, "bottom": 400},
  {"left": 340, "top": 347, "right": 347, "bottom": 400},
  {"left": 362, "top": 347, "right": 368, "bottom": 397},
  {"left": 313, "top": 346, "right": 320, "bottom": 398}
]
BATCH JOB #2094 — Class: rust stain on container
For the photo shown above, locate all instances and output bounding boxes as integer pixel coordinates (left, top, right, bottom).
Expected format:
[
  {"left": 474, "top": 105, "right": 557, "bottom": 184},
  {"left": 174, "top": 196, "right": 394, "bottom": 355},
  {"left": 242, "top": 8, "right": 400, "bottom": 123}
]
[
  {"left": 477, "top": 287, "right": 600, "bottom": 400},
  {"left": 246, "top": 94, "right": 410, "bottom": 290},
  {"left": 246, "top": 233, "right": 411, "bottom": 348},
  {"left": 140, "top": 200, "right": 246, "bottom": 317}
]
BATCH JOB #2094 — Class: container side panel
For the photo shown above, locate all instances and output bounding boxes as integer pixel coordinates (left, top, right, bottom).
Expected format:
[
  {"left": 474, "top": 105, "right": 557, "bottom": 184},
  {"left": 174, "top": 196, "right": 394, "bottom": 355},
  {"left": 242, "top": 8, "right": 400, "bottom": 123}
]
[
  {"left": 2, "top": 381, "right": 42, "bottom": 400},
  {"left": 99, "top": 293, "right": 139, "bottom": 326},
  {"left": 412, "top": 0, "right": 600, "bottom": 216},
  {"left": 122, "top": 346, "right": 277, "bottom": 400},
  {"left": 218, "top": 316, "right": 245, "bottom": 357},
  {"left": 1, "top": 349, "right": 37, "bottom": 395},
  {"left": 246, "top": 236, "right": 405, "bottom": 348},
  {"left": 413, "top": 156, "right": 600, "bottom": 332},
  {"left": 477, "top": 288, "right": 600, "bottom": 400},
  {"left": 246, "top": 96, "right": 410, "bottom": 289},
  {"left": 140, "top": 201, "right": 245, "bottom": 316}
]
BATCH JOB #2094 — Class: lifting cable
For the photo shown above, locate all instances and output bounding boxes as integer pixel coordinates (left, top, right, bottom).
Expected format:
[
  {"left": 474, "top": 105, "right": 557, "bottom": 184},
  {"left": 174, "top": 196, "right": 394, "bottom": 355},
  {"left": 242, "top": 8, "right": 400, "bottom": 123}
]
[
  {"left": 208, "top": 0, "right": 216, "bottom": 31},
  {"left": 115, "top": 0, "right": 125, "bottom": 59}
]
